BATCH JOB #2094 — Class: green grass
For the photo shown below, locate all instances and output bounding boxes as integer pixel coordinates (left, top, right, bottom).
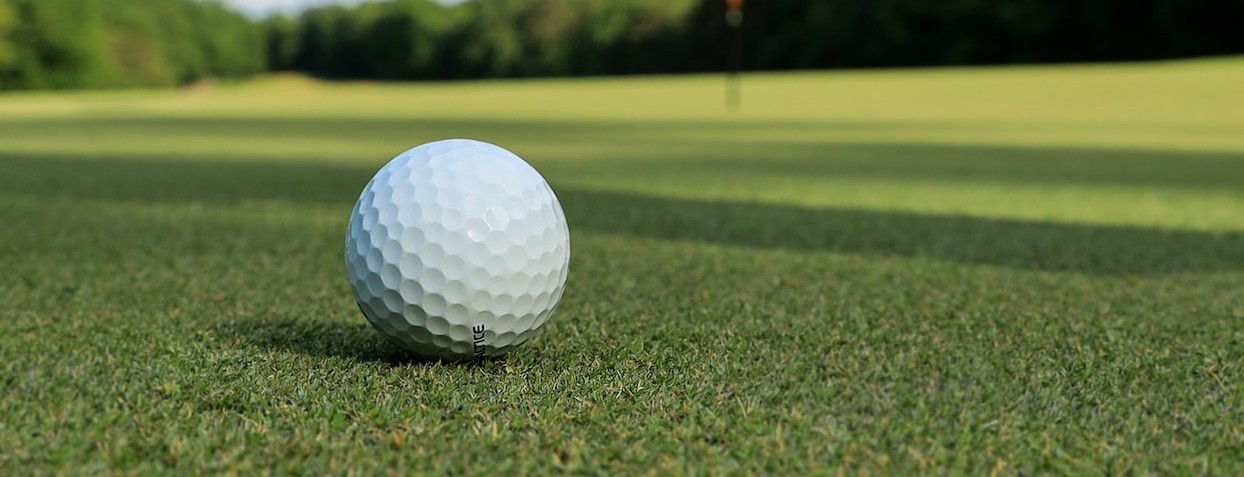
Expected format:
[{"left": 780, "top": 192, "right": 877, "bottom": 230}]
[{"left": 3, "top": 58, "right": 1244, "bottom": 474}]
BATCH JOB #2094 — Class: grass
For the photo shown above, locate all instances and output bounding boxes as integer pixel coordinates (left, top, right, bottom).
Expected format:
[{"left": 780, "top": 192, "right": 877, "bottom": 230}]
[{"left": 2, "top": 57, "right": 1243, "bottom": 474}]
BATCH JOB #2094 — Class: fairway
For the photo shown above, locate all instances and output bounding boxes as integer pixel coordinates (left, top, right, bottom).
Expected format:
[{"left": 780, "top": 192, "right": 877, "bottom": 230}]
[{"left": 3, "top": 58, "right": 1243, "bottom": 473}]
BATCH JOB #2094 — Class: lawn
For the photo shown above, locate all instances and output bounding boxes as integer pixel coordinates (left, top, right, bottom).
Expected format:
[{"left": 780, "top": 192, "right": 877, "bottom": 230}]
[{"left": 2, "top": 58, "right": 1243, "bottom": 474}]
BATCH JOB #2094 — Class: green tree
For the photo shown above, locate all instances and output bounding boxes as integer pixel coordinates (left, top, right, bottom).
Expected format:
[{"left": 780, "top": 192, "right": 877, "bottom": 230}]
[
  {"left": 0, "top": 0, "right": 264, "bottom": 90},
  {"left": 0, "top": 0, "right": 14, "bottom": 68},
  {"left": 439, "top": 0, "right": 524, "bottom": 78},
  {"left": 192, "top": 2, "right": 267, "bottom": 79},
  {"left": 0, "top": 0, "right": 108, "bottom": 89},
  {"left": 292, "top": 6, "right": 353, "bottom": 76},
  {"left": 99, "top": 0, "right": 180, "bottom": 86},
  {"left": 514, "top": 0, "right": 576, "bottom": 76},
  {"left": 610, "top": 1, "right": 689, "bottom": 74},
  {"left": 264, "top": 16, "right": 300, "bottom": 71},
  {"left": 564, "top": 0, "right": 639, "bottom": 75},
  {"left": 96, "top": 0, "right": 265, "bottom": 87},
  {"left": 354, "top": 0, "right": 447, "bottom": 79}
]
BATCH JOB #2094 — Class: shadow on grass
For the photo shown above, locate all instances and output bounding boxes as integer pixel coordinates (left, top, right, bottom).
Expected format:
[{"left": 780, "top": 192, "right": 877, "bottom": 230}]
[
  {"left": 7, "top": 116, "right": 1244, "bottom": 190},
  {"left": 559, "top": 188, "right": 1244, "bottom": 276},
  {"left": 5, "top": 127, "right": 1244, "bottom": 203},
  {"left": 0, "top": 152, "right": 372, "bottom": 206},
  {"left": 211, "top": 316, "right": 444, "bottom": 367},
  {"left": 2, "top": 148, "right": 1240, "bottom": 276}
]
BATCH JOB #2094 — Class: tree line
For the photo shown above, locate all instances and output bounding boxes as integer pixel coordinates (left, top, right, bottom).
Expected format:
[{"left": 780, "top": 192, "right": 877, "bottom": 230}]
[
  {"left": 268, "top": 0, "right": 1244, "bottom": 80},
  {"left": 263, "top": 0, "right": 696, "bottom": 80},
  {"left": 0, "top": 0, "right": 265, "bottom": 89},
  {"left": 2, "top": 0, "right": 1242, "bottom": 90}
]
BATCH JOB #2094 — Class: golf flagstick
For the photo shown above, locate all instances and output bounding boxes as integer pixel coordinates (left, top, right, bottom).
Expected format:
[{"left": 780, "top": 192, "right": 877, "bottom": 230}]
[{"left": 726, "top": 0, "right": 744, "bottom": 111}]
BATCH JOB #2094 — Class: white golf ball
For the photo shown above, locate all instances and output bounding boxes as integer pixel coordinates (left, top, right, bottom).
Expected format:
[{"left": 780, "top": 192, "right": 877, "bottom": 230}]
[{"left": 344, "top": 139, "right": 571, "bottom": 360}]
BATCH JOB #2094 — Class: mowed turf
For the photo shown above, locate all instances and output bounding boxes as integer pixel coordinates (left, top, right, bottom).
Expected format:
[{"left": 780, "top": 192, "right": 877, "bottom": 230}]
[{"left": 2, "top": 58, "right": 1243, "bottom": 474}]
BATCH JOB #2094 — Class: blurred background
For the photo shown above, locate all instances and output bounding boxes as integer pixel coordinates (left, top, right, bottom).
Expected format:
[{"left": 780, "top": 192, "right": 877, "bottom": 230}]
[
  {"left": 1, "top": 0, "right": 1242, "bottom": 90},
  {"left": 4, "top": 2, "right": 1244, "bottom": 473}
]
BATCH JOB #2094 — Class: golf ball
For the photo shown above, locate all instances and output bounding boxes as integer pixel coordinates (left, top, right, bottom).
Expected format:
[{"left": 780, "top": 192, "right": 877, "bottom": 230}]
[{"left": 344, "top": 139, "right": 570, "bottom": 360}]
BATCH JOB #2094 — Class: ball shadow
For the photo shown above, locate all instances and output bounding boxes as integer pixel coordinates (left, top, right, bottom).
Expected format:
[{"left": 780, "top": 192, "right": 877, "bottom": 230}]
[{"left": 210, "top": 316, "right": 486, "bottom": 367}]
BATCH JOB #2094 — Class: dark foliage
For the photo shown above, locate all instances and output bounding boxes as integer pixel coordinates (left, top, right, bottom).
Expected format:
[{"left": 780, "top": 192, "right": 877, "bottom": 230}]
[{"left": 3, "top": 0, "right": 1242, "bottom": 89}]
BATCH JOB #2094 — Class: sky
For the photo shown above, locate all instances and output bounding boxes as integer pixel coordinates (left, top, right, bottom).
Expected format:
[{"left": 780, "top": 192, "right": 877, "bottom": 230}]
[
  {"left": 219, "top": 0, "right": 367, "bottom": 17},
  {"left": 219, "top": 0, "right": 454, "bottom": 17}
]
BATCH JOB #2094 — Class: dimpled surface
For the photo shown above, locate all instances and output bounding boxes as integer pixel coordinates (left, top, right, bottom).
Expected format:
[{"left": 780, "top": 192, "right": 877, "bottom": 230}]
[{"left": 345, "top": 139, "right": 570, "bottom": 360}]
